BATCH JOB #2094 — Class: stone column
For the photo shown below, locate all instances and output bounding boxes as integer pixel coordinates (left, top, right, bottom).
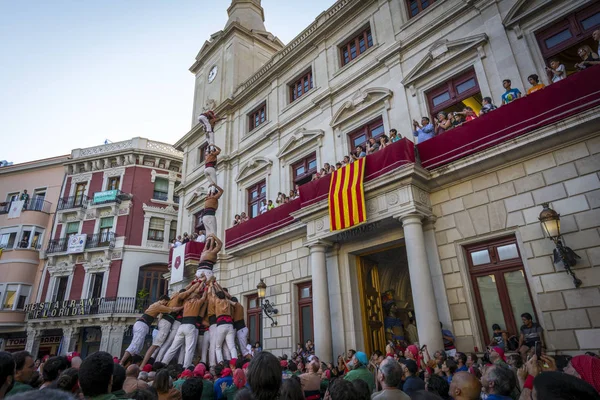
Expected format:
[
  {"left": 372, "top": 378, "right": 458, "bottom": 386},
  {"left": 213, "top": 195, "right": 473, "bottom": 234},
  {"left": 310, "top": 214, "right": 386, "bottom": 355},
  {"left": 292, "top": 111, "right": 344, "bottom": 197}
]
[
  {"left": 100, "top": 325, "right": 112, "bottom": 353},
  {"left": 141, "top": 216, "right": 151, "bottom": 247},
  {"left": 167, "top": 180, "right": 176, "bottom": 203},
  {"left": 108, "top": 325, "right": 127, "bottom": 357},
  {"left": 25, "top": 327, "right": 42, "bottom": 359},
  {"left": 60, "top": 327, "right": 80, "bottom": 355},
  {"left": 164, "top": 219, "right": 172, "bottom": 249},
  {"left": 400, "top": 215, "right": 444, "bottom": 350},
  {"left": 308, "top": 242, "right": 333, "bottom": 362}
]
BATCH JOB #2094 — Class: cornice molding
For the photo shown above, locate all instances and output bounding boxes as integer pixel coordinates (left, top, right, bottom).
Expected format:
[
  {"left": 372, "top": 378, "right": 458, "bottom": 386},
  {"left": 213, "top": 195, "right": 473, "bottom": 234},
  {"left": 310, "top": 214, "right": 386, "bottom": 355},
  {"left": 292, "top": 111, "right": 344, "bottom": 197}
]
[
  {"left": 277, "top": 128, "right": 325, "bottom": 159},
  {"left": 330, "top": 87, "right": 393, "bottom": 128},
  {"left": 235, "top": 156, "right": 273, "bottom": 183}
]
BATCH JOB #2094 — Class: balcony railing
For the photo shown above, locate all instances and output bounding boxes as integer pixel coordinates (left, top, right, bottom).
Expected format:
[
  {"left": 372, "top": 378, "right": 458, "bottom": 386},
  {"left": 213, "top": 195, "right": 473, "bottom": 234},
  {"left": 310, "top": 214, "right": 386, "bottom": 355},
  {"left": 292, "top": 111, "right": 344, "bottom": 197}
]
[
  {"left": 0, "top": 198, "right": 52, "bottom": 214},
  {"left": 25, "top": 297, "right": 150, "bottom": 319},
  {"left": 46, "top": 232, "right": 116, "bottom": 254},
  {"left": 57, "top": 195, "right": 89, "bottom": 211},
  {"left": 153, "top": 191, "right": 169, "bottom": 201},
  {"left": 85, "top": 232, "right": 115, "bottom": 249}
]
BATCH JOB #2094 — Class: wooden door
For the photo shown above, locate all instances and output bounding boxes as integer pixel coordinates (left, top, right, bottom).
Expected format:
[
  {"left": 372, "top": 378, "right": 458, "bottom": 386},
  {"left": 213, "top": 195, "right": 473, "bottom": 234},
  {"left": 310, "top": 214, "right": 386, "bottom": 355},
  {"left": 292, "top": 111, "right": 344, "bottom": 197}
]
[{"left": 357, "top": 257, "right": 385, "bottom": 356}]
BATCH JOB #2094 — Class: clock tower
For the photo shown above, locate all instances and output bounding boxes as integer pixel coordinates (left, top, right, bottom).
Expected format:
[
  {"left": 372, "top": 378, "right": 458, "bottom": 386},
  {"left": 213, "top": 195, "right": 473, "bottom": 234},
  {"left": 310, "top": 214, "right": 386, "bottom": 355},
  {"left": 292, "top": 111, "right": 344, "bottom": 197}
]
[{"left": 189, "top": 0, "right": 283, "bottom": 126}]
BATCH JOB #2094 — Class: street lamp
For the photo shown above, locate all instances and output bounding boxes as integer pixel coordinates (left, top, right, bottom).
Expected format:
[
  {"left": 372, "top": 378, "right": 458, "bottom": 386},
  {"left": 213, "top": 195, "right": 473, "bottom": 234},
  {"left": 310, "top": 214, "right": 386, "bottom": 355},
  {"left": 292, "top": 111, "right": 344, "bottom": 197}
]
[
  {"left": 256, "top": 279, "right": 278, "bottom": 326},
  {"left": 538, "top": 203, "right": 582, "bottom": 288}
]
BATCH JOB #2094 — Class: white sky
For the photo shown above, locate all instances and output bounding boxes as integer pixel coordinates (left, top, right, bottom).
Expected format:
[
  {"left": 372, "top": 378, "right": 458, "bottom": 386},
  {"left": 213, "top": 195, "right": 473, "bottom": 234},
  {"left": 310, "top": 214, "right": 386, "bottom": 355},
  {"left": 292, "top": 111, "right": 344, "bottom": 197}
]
[{"left": 0, "top": 0, "right": 336, "bottom": 164}]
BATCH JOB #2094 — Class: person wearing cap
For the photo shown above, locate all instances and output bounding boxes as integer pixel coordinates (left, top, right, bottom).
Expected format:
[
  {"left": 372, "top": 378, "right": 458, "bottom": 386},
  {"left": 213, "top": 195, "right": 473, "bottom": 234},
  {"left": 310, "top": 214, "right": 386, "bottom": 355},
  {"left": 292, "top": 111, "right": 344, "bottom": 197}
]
[
  {"left": 213, "top": 365, "right": 233, "bottom": 400},
  {"left": 399, "top": 359, "right": 424, "bottom": 396},
  {"left": 299, "top": 360, "right": 321, "bottom": 400},
  {"left": 343, "top": 351, "right": 374, "bottom": 393},
  {"left": 372, "top": 357, "right": 410, "bottom": 400}
]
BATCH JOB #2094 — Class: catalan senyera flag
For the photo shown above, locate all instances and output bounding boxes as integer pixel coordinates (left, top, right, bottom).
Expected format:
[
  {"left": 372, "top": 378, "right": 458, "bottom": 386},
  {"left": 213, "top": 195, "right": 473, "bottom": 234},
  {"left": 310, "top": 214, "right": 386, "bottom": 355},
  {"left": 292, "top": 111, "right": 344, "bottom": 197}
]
[{"left": 328, "top": 157, "right": 367, "bottom": 231}]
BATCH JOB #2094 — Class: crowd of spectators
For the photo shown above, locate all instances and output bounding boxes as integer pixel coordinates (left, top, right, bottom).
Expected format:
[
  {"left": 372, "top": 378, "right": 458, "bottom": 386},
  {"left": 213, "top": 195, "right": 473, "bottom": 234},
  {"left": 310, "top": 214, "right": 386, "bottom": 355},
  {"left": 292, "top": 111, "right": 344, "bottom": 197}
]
[
  {"left": 2, "top": 333, "right": 600, "bottom": 400},
  {"left": 170, "top": 231, "right": 208, "bottom": 249},
  {"left": 413, "top": 31, "right": 600, "bottom": 145}
]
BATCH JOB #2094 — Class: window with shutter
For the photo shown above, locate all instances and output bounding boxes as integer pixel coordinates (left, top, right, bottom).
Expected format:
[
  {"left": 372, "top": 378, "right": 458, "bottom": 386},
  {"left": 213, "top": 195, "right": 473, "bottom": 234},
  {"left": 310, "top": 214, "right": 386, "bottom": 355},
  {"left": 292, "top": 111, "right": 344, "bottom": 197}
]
[{"left": 148, "top": 217, "right": 165, "bottom": 241}]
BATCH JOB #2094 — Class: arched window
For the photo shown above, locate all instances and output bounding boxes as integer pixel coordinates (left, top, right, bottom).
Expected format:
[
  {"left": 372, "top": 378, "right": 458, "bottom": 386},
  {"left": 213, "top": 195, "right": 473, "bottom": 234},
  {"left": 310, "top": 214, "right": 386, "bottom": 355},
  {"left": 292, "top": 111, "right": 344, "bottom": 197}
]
[{"left": 136, "top": 265, "right": 168, "bottom": 304}]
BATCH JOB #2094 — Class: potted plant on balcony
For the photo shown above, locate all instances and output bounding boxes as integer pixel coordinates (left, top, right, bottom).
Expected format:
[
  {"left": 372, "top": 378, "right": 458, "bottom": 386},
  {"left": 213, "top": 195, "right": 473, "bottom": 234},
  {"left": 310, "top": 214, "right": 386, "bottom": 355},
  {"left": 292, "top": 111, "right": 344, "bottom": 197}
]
[{"left": 135, "top": 288, "right": 149, "bottom": 312}]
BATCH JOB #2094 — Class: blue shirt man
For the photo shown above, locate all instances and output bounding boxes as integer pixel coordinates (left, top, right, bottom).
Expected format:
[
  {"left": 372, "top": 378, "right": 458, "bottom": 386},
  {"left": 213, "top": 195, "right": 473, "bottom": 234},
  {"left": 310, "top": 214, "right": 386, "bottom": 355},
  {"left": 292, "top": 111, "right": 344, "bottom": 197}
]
[
  {"left": 412, "top": 117, "right": 435, "bottom": 144},
  {"left": 501, "top": 79, "right": 521, "bottom": 105}
]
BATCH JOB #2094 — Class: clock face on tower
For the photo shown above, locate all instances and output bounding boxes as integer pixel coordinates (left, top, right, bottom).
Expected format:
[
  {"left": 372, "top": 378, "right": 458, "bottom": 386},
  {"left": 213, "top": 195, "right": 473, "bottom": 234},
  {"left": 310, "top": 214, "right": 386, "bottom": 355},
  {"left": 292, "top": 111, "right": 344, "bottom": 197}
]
[{"left": 208, "top": 66, "right": 218, "bottom": 83}]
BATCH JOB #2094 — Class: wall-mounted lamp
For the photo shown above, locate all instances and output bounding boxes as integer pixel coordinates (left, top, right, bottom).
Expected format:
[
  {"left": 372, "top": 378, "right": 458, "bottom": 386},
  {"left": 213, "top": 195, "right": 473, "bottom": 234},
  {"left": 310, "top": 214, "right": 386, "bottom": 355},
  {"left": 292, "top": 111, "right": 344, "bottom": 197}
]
[
  {"left": 538, "top": 203, "right": 581, "bottom": 288},
  {"left": 257, "top": 279, "right": 278, "bottom": 326}
]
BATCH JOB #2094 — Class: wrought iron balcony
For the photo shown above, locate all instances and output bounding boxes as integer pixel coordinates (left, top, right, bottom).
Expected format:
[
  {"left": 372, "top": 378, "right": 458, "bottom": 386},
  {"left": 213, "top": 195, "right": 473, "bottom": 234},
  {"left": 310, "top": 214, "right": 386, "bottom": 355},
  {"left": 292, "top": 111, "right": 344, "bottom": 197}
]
[
  {"left": 0, "top": 198, "right": 52, "bottom": 214},
  {"left": 57, "top": 195, "right": 89, "bottom": 211},
  {"left": 46, "top": 232, "right": 116, "bottom": 254},
  {"left": 85, "top": 232, "right": 115, "bottom": 249},
  {"left": 25, "top": 297, "right": 150, "bottom": 319}
]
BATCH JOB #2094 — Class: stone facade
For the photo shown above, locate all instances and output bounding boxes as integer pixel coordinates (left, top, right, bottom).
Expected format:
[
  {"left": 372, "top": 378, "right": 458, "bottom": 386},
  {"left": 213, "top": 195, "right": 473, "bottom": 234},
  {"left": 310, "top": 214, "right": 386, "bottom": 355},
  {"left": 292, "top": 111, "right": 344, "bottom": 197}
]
[
  {"left": 173, "top": 0, "right": 600, "bottom": 358},
  {"left": 431, "top": 136, "right": 600, "bottom": 352}
]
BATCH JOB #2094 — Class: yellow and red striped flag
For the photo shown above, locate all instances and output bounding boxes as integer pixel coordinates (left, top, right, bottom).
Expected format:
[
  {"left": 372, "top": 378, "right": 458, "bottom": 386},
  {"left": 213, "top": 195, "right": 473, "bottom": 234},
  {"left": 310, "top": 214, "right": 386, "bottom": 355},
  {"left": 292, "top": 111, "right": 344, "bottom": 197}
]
[{"left": 328, "top": 157, "right": 367, "bottom": 231}]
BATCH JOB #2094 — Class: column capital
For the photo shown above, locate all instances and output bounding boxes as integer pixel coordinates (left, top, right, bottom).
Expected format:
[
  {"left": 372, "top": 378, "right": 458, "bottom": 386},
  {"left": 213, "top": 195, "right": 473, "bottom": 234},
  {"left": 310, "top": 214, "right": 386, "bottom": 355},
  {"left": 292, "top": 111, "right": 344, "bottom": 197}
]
[
  {"left": 397, "top": 213, "right": 425, "bottom": 226},
  {"left": 305, "top": 240, "right": 333, "bottom": 252}
]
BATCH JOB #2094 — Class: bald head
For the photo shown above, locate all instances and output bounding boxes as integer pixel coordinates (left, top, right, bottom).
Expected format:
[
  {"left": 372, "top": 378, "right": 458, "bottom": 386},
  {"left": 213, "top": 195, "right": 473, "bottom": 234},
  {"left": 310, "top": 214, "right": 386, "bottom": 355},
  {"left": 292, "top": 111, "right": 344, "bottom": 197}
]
[
  {"left": 70, "top": 356, "right": 82, "bottom": 369},
  {"left": 450, "top": 371, "right": 482, "bottom": 400},
  {"left": 126, "top": 364, "right": 140, "bottom": 377}
]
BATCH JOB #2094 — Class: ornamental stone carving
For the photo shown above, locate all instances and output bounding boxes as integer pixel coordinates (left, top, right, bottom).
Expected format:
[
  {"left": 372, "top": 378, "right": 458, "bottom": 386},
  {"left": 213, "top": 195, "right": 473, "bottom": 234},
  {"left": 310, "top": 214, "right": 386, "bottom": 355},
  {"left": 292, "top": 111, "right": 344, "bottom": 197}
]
[
  {"left": 79, "top": 140, "right": 133, "bottom": 157},
  {"left": 71, "top": 173, "right": 92, "bottom": 184},
  {"left": 83, "top": 256, "right": 111, "bottom": 273},
  {"left": 386, "top": 192, "right": 399, "bottom": 206},
  {"left": 48, "top": 261, "right": 75, "bottom": 277},
  {"left": 104, "top": 167, "right": 125, "bottom": 179},
  {"left": 147, "top": 140, "right": 183, "bottom": 156}
]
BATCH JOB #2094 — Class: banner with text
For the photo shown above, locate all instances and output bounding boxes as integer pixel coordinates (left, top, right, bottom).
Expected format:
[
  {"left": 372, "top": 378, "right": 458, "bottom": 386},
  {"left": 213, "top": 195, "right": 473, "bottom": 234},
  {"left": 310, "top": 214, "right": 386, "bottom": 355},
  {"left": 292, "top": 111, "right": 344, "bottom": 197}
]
[{"left": 67, "top": 234, "right": 87, "bottom": 254}]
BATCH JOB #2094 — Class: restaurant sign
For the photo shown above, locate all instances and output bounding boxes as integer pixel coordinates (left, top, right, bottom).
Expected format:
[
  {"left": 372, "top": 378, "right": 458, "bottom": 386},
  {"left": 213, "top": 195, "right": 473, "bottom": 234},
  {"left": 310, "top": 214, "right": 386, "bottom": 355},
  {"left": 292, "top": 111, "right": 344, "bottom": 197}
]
[{"left": 25, "top": 298, "right": 104, "bottom": 319}]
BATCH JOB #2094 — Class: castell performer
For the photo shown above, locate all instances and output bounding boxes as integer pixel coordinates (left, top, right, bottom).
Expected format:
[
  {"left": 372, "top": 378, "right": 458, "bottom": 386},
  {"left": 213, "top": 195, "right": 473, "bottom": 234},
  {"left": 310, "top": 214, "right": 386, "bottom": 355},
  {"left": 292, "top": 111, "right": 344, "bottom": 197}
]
[
  {"left": 198, "top": 110, "right": 224, "bottom": 151},
  {"left": 203, "top": 185, "right": 223, "bottom": 237},
  {"left": 196, "top": 234, "right": 222, "bottom": 280},
  {"left": 231, "top": 296, "right": 250, "bottom": 358},
  {"left": 204, "top": 145, "right": 220, "bottom": 187},
  {"left": 140, "top": 280, "right": 200, "bottom": 367},
  {"left": 120, "top": 295, "right": 183, "bottom": 366},
  {"left": 161, "top": 280, "right": 207, "bottom": 368}
]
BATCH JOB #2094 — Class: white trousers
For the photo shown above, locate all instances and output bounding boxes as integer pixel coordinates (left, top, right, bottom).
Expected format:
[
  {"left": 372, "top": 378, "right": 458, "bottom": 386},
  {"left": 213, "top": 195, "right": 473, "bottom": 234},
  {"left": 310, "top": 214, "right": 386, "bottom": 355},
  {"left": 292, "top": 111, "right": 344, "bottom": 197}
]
[
  {"left": 201, "top": 330, "right": 210, "bottom": 364},
  {"left": 152, "top": 319, "right": 172, "bottom": 347},
  {"left": 158, "top": 320, "right": 181, "bottom": 361},
  {"left": 205, "top": 167, "right": 217, "bottom": 187},
  {"left": 202, "top": 214, "right": 217, "bottom": 238},
  {"left": 126, "top": 321, "right": 149, "bottom": 355},
  {"left": 198, "top": 115, "right": 215, "bottom": 148},
  {"left": 196, "top": 268, "right": 214, "bottom": 280},
  {"left": 209, "top": 324, "right": 217, "bottom": 367},
  {"left": 237, "top": 327, "right": 250, "bottom": 356},
  {"left": 215, "top": 324, "right": 237, "bottom": 363},
  {"left": 162, "top": 323, "right": 197, "bottom": 368}
]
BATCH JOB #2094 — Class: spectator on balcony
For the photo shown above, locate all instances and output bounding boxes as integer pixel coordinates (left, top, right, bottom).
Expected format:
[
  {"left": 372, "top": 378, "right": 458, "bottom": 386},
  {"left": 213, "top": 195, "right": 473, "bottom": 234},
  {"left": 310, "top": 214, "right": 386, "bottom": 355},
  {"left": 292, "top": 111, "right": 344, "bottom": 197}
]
[
  {"left": 240, "top": 212, "right": 249, "bottom": 223},
  {"left": 501, "top": 79, "right": 522, "bottom": 105},
  {"left": 335, "top": 162, "right": 343, "bottom": 171},
  {"left": 352, "top": 145, "right": 366, "bottom": 160},
  {"left": 267, "top": 200, "right": 275, "bottom": 211},
  {"left": 450, "top": 112, "right": 464, "bottom": 128},
  {"left": 324, "top": 163, "right": 334, "bottom": 174},
  {"left": 412, "top": 117, "right": 435, "bottom": 144},
  {"left": 182, "top": 233, "right": 190, "bottom": 244},
  {"left": 390, "top": 129, "right": 401, "bottom": 143},
  {"left": 195, "top": 230, "right": 206, "bottom": 243},
  {"left": 526, "top": 74, "right": 545, "bottom": 95},
  {"left": 174, "top": 236, "right": 182, "bottom": 248},
  {"left": 259, "top": 200, "right": 267, "bottom": 214},
  {"left": 233, "top": 215, "right": 241, "bottom": 226},
  {"left": 343, "top": 155, "right": 352, "bottom": 166},
  {"left": 19, "top": 190, "right": 29, "bottom": 210},
  {"left": 575, "top": 45, "right": 600, "bottom": 70},
  {"left": 479, "top": 97, "right": 498, "bottom": 115},
  {"left": 546, "top": 58, "right": 566, "bottom": 83},
  {"left": 434, "top": 112, "right": 453, "bottom": 135},
  {"left": 455, "top": 107, "right": 477, "bottom": 122},
  {"left": 379, "top": 135, "right": 390, "bottom": 149},
  {"left": 366, "top": 138, "right": 379, "bottom": 155}
]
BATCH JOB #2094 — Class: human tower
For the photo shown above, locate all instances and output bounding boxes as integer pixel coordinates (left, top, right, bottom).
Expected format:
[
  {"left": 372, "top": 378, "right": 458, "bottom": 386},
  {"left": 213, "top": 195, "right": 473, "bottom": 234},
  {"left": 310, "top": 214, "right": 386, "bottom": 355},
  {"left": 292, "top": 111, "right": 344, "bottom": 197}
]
[{"left": 120, "top": 112, "right": 249, "bottom": 369}]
